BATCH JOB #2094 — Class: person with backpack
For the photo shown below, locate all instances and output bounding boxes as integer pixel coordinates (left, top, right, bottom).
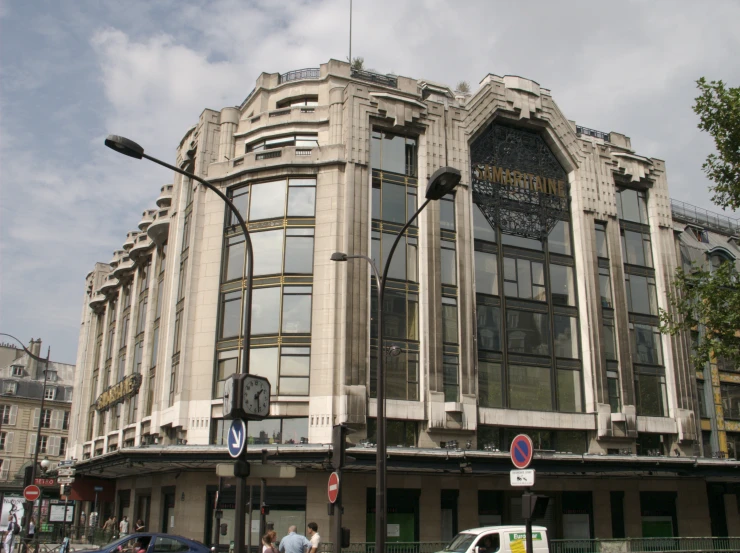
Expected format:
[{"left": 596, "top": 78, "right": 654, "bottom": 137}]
[{"left": 3, "top": 514, "right": 19, "bottom": 553}]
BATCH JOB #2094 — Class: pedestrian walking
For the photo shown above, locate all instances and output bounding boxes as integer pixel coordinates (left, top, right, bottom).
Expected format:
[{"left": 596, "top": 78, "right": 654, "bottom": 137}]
[
  {"left": 306, "top": 523, "right": 320, "bottom": 553},
  {"left": 119, "top": 516, "right": 129, "bottom": 538},
  {"left": 3, "top": 514, "right": 19, "bottom": 553},
  {"left": 262, "top": 533, "right": 278, "bottom": 553},
  {"left": 277, "top": 525, "right": 310, "bottom": 553}
]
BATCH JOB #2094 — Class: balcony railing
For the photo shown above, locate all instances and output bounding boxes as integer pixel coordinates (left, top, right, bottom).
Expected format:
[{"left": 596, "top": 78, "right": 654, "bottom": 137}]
[
  {"left": 671, "top": 198, "right": 740, "bottom": 236},
  {"left": 351, "top": 68, "right": 398, "bottom": 88},
  {"left": 279, "top": 67, "right": 320, "bottom": 84},
  {"left": 576, "top": 125, "right": 611, "bottom": 142}
]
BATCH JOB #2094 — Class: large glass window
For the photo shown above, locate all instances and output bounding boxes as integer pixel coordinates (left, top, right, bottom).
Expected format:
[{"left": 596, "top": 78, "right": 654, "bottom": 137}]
[
  {"left": 284, "top": 229, "right": 314, "bottom": 274},
  {"left": 252, "top": 229, "right": 284, "bottom": 276},
  {"left": 224, "top": 235, "right": 245, "bottom": 282},
  {"left": 475, "top": 251, "right": 498, "bottom": 296},
  {"left": 617, "top": 188, "right": 649, "bottom": 224},
  {"left": 604, "top": 319, "right": 617, "bottom": 361},
  {"left": 441, "top": 240, "right": 457, "bottom": 285},
  {"left": 631, "top": 324, "right": 663, "bottom": 365},
  {"left": 607, "top": 370, "right": 621, "bottom": 413},
  {"left": 595, "top": 222, "right": 608, "bottom": 258},
  {"left": 721, "top": 383, "right": 740, "bottom": 420},
  {"left": 247, "top": 133, "right": 318, "bottom": 153},
  {"left": 251, "top": 287, "right": 281, "bottom": 335},
  {"left": 599, "top": 267, "right": 613, "bottom": 308},
  {"left": 479, "top": 361, "right": 503, "bottom": 408},
  {"left": 502, "top": 233, "right": 543, "bottom": 251},
  {"left": 443, "top": 356, "right": 459, "bottom": 402},
  {"left": 636, "top": 373, "right": 667, "bottom": 417},
  {"left": 249, "top": 180, "right": 287, "bottom": 221},
  {"left": 509, "top": 365, "right": 552, "bottom": 411},
  {"left": 550, "top": 264, "right": 576, "bottom": 306},
  {"left": 442, "top": 297, "right": 459, "bottom": 344},
  {"left": 211, "top": 417, "right": 308, "bottom": 445},
  {"left": 287, "top": 179, "right": 316, "bottom": 216},
  {"left": 557, "top": 369, "right": 583, "bottom": 412},
  {"left": 473, "top": 206, "right": 497, "bottom": 243},
  {"left": 548, "top": 220, "right": 571, "bottom": 256},
  {"left": 373, "top": 288, "right": 418, "bottom": 341},
  {"left": 622, "top": 229, "right": 654, "bottom": 267},
  {"left": 281, "top": 287, "right": 312, "bottom": 334},
  {"left": 220, "top": 291, "right": 242, "bottom": 339},
  {"left": 476, "top": 304, "right": 501, "bottom": 352},
  {"left": 625, "top": 274, "right": 658, "bottom": 315},
  {"left": 440, "top": 195, "right": 455, "bottom": 231},
  {"left": 553, "top": 315, "right": 579, "bottom": 358},
  {"left": 279, "top": 347, "right": 310, "bottom": 396},
  {"left": 504, "top": 257, "right": 546, "bottom": 301},
  {"left": 697, "top": 380, "right": 708, "bottom": 418},
  {"left": 371, "top": 131, "right": 417, "bottom": 176},
  {"left": 215, "top": 350, "right": 238, "bottom": 399},
  {"left": 367, "top": 418, "right": 417, "bottom": 447},
  {"left": 506, "top": 310, "right": 549, "bottom": 355}
]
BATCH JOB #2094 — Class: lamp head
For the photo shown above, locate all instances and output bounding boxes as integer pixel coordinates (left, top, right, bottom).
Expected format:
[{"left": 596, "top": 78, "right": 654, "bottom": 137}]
[
  {"left": 104, "top": 135, "right": 145, "bottom": 159},
  {"left": 330, "top": 252, "right": 348, "bottom": 262},
  {"left": 40, "top": 457, "right": 51, "bottom": 470},
  {"left": 425, "top": 166, "right": 462, "bottom": 200}
]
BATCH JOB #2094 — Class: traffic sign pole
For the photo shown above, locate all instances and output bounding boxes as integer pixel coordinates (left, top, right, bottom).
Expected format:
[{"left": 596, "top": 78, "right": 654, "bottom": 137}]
[{"left": 510, "top": 434, "right": 534, "bottom": 553}]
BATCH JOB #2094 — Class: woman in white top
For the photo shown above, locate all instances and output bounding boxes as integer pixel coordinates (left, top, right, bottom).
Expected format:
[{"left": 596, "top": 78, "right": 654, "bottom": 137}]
[{"left": 262, "top": 533, "right": 278, "bottom": 553}]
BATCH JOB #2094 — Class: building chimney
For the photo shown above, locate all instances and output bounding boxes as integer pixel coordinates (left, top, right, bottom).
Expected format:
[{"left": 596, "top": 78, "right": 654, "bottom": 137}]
[{"left": 28, "top": 338, "right": 42, "bottom": 379}]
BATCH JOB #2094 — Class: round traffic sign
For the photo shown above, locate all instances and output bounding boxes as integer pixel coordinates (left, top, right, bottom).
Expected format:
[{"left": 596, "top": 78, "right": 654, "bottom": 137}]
[
  {"left": 327, "top": 472, "right": 340, "bottom": 504},
  {"left": 228, "top": 419, "right": 247, "bottom": 459},
  {"left": 510, "top": 434, "right": 534, "bottom": 469},
  {"left": 24, "top": 485, "right": 41, "bottom": 501}
]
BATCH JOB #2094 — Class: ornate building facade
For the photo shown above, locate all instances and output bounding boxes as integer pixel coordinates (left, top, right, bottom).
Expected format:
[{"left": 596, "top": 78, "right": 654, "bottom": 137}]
[{"left": 69, "top": 60, "right": 740, "bottom": 544}]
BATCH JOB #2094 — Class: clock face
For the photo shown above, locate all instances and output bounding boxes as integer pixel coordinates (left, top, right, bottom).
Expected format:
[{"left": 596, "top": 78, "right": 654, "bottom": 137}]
[
  {"left": 222, "top": 375, "right": 235, "bottom": 416},
  {"left": 243, "top": 375, "right": 270, "bottom": 419}
]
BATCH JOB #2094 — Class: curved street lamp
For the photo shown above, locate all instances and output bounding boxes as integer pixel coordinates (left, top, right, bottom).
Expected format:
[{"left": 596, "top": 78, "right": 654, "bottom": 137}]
[
  {"left": 331, "top": 166, "right": 461, "bottom": 553},
  {"left": 0, "top": 333, "right": 52, "bottom": 544},
  {"left": 104, "top": 135, "right": 254, "bottom": 553}
]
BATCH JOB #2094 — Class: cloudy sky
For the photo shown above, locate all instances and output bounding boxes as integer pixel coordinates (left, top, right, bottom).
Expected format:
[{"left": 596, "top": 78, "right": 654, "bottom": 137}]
[{"left": 1, "top": 0, "right": 739, "bottom": 362}]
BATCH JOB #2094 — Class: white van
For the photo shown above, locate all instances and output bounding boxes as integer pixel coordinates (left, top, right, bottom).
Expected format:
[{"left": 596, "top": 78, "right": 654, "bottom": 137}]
[{"left": 438, "top": 525, "right": 549, "bottom": 553}]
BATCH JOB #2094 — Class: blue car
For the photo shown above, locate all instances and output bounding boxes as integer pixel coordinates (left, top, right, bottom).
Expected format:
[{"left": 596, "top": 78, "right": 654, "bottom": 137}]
[{"left": 88, "top": 533, "right": 211, "bottom": 553}]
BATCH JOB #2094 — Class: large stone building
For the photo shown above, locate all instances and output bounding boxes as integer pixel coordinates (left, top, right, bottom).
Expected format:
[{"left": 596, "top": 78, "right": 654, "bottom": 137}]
[
  {"left": 0, "top": 339, "right": 75, "bottom": 528},
  {"left": 69, "top": 59, "right": 740, "bottom": 546}
]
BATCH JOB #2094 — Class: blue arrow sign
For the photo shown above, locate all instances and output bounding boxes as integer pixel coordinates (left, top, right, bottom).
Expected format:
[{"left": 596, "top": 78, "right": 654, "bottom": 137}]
[{"left": 228, "top": 419, "right": 247, "bottom": 458}]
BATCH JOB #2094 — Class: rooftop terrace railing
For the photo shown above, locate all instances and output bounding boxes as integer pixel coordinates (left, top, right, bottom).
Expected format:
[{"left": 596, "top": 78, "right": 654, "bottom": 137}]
[
  {"left": 576, "top": 125, "right": 611, "bottom": 142},
  {"left": 278, "top": 67, "right": 321, "bottom": 84},
  {"left": 351, "top": 68, "right": 398, "bottom": 88},
  {"left": 671, "top": 198, "right": 740, "bottom": 235}
]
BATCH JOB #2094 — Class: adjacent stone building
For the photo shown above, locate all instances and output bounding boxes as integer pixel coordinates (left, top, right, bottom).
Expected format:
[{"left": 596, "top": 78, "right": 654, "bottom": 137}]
[
  {"left": 0, "top": 339, "right": 75, "bottom": 529},
  {"left": 68, "top": 59, "right": 740, "bottom": 545}
]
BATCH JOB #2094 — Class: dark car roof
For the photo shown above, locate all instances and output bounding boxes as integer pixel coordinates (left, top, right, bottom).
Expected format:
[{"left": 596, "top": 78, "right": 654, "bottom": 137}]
[{"left": 92, "top": 533, "right": 207, "bottom": 553}]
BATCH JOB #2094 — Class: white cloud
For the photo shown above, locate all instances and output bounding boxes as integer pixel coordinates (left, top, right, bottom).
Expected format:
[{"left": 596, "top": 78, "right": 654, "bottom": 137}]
[{"left": 2, "top": 0, "right": 740, "bottom": 361}]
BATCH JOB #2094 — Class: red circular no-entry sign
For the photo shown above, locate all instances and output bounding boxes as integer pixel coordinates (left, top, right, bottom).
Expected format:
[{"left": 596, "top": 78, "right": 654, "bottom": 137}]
[
  {"left": 24, "top": 485, "right": 41, "bottom": 502},
  {"left": 327, "top": 472, "right": 340, "bottom": 504},
  {"left": 510, "top": 434, "right": 534, "bottom": 469}
]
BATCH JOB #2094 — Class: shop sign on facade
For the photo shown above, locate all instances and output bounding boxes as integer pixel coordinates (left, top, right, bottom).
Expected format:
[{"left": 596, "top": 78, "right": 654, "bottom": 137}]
[{"left": 95, "top": 373, "right": 142, "bottom": 412}]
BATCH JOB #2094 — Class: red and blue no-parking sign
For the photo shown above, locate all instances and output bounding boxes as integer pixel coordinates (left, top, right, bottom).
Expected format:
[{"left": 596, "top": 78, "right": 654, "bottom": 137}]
[{"left": 510, "top": 434, "right": 534, "bottom": 469}]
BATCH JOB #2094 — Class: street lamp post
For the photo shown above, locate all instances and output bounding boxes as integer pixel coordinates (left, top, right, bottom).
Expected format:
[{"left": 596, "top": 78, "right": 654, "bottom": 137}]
[
  {"left": 331, "top": 167, "right": 461, "bottom": 553},
  {"left": 0, "top": 333, "right": 52, "bottom": 549},
  {"left": 104, "top": 135, "right": 255, "bottom": 553}
]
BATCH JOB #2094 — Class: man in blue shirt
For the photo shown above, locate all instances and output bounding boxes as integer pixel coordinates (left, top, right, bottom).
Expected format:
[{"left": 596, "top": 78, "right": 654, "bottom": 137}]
[{"left": 278, "top": 525, "right": 311, "bottom": 553}]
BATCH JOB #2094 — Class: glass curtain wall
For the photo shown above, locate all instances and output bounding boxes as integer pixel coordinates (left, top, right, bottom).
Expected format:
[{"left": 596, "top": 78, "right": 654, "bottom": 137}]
[
  {"left": 473, "top": 125, "right": 582, "bottom": 413},
  {"left": 370, "top": 130, "right": 420, "bottom": 401},
  {"left": 215, "top": 177, "right": 316, "bottom": 399},
  {"left": 617, "top": 188, "right": 666, "bottom": 417}
]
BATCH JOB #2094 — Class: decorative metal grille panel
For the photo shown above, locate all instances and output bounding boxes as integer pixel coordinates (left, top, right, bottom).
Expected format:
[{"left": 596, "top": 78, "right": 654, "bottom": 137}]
[{"left": 471, "top": 124, "right": 569, "bottom": 240}]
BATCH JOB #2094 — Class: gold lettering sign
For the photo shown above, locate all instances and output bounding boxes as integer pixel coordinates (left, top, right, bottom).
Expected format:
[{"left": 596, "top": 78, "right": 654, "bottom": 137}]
[
  {"left": 473, "top": 164, "right": 566, "bottom": 198},
  {"left": 95, "top": 373, "right": 142, "bottom": 412}
]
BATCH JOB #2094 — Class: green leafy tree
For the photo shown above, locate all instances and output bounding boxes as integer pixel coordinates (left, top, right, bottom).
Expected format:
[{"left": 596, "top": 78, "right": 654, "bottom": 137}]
[
  {"left": 660, "top": 261, "right": 740, "bottom": 369},
  {"left": 693, "top": 78, "right": 740, "bottom": 210},
  {"left": 350, "top": 57, "right": 364, "bottom": 71}
]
